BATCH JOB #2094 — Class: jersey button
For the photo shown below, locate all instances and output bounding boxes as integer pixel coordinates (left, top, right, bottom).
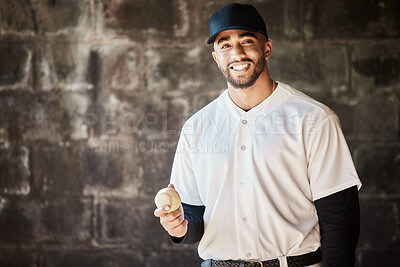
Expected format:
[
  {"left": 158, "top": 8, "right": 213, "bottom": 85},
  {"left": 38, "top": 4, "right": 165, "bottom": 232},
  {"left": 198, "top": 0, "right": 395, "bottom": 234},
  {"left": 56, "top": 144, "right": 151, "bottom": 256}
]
[
  {"left": 240, "top": 179, "right": 246, "bottom": 184},
  {"left": 242, "top": 217, "right": 248, "bottom": 222},
  {"left": 242, "top": 120, "right": 247, "bottom": 124},
  {"left": 247, "top": 253, "right": 252, "bottom": 258},
  {"left": 241, "top": 145, "right": 246, "bottom": 150}
]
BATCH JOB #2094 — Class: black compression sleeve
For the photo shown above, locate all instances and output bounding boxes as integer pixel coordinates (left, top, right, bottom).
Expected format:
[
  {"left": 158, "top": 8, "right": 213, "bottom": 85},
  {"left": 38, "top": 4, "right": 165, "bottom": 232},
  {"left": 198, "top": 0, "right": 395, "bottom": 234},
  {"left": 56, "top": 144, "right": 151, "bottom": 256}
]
[
  {"left": 314, "top": 186, "right": 360, "bottom": 267},
  {"left": 170, "top": 203, "right": 205, "bottom": 244}
]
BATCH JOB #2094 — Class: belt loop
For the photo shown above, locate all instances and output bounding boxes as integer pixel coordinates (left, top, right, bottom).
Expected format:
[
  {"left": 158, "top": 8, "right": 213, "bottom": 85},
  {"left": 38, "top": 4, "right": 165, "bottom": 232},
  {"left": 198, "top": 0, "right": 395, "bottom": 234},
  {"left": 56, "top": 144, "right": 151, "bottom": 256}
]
[{"left": 278, "top": 256, "right": 288, "bottom": 267}]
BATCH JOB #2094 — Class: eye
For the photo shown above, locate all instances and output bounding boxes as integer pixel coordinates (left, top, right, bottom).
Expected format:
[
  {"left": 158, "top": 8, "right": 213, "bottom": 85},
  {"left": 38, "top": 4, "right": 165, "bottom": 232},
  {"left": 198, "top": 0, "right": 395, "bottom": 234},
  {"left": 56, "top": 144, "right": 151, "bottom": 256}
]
[
  {"left": 242, "top": 39, "right": 254, "bottom": 44},
  {"left": 220, "top": 44, "right": 231, "bottom": 49}
]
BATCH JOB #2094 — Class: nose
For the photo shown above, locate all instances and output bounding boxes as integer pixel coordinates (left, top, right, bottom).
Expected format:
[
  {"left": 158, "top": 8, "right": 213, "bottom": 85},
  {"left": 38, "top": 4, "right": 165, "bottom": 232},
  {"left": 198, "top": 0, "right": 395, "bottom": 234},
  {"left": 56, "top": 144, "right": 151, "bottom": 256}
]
[{"left": 230, "top": 43, "right": 245, "bottom": 59}]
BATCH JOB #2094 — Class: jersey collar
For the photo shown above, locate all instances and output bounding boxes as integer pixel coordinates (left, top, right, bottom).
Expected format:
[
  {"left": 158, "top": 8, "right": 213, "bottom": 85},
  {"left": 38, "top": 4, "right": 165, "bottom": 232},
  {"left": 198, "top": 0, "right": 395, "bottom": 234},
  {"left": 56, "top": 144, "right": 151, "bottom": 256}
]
[{"left": 220, "top": 81, "right": 290, "bottom": 121}]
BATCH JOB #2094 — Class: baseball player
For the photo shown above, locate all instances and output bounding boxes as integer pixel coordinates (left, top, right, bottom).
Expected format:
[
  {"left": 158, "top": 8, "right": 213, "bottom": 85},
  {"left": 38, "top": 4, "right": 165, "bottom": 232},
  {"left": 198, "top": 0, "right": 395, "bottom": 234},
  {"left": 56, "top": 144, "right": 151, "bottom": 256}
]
[{"left": 154, "top": 3, "right": 361, "bottom": 267}]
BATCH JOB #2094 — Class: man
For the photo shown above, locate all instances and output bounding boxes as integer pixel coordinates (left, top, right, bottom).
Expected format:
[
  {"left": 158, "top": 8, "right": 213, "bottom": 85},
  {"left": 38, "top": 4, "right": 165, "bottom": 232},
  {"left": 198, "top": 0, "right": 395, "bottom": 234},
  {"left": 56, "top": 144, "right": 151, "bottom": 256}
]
[{"left": 154, "top": 3, "right": 361, "bottom": 267}]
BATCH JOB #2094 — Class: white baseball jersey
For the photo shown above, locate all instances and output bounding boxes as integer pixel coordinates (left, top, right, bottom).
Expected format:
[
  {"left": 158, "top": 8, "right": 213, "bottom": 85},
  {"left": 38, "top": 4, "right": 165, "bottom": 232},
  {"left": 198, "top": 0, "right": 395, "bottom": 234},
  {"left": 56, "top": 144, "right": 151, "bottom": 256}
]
[{"left": 170, "top": 82, "right": 361, "bottom": 261}]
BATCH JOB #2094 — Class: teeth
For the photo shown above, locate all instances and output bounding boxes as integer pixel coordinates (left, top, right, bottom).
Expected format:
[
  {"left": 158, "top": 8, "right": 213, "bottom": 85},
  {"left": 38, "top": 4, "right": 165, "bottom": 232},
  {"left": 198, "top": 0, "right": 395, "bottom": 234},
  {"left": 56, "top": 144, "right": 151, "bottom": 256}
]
[{"left": 232, "top": 64, "right": 248, "bottom": 71}]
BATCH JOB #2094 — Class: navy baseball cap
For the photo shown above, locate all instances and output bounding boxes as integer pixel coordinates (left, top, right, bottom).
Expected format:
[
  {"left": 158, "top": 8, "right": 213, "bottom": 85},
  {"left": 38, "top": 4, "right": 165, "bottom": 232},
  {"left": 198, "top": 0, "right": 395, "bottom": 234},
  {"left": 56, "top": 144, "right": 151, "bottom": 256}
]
[{"left": 207, "top": 3, "right": 268, "bottom": 44}]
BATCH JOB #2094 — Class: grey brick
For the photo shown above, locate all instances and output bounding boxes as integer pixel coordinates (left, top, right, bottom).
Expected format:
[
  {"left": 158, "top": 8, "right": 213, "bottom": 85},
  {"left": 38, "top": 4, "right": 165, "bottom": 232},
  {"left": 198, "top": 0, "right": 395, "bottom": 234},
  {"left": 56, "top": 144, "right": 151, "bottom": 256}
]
[
  {"left": 0, "top": 91, "right": 75, "bottom": 144},
  {"left": 0, "top": 0, "right": 91, "bottom": 35},
  {"left": 0, "top": 249, "right": 38, "bottom": 267},
  {"left": 80, "top": 148, "right": 140, "bottom": 197},
  {"left": 0, "top": 197, "right": 92, "bottom": 245},
  {"left": 132, "top": 97, "right": 191, "bottom": 142},
  {"left": 303, "top": 0, "right": 400, "bottom": 40},
  {"left": 31, "top": 145, "right": 83, "bottom": 197},
  {"left": 39, "top": 38, "right": 92, "bottom": 91},
  {"left": 96, "top": 44, "right": 142, "bottom": 92},
  {"left": 255, "top": 0, "right": 299, "bottom": 41},
  {"left": 0, "top": 92, "right": 24, "bottom": 143},
  {"left": 356, "top": 249, "right": 400, "bottom": 267},
  {"left": 351, "top": 43, "right": 400, "bottom": 96},
  {"left": 46, "top": 39, "right": 82, "bottom": 86},
  {"left": 141, "top": 147, "right": 175, "bottom": 196},
  {"left": 0, "top": 200, "right": 34, "bottom": 244},
  {"left": 33, "top": 197, "right": 92, "bottom": 244},
  {"left": 60, "top": 92, "right": 91, "bottom": 140},
  {"left": 359, "top": 198, "right": 400, "bottom": 249},
  {"left": 43, "top": 249, "right": 144, "bottom": 267},
  {"left": 31, "top": 143, "right": 140, "bottom": 197},
  {"left": 102, "top": 0, "right": 190, "bottom": 42},
  {"left": 269, "top": 43, "right": 349, "bottom": 95},
  {"left": 0, "top": 0, "right": 37, "bottom": 33},
  {"left": 82, "top": 46, "right": 144, "bottom": 138},
  {"left": 144, "top": 248, "right": 202, "bottom": 267},
  {"left": 0, "top": 127, "right": 6, "bottom": 146},
  {"left": 98, "top": 197, "right": 169, "bottom": 246},
  {"left": 144, "top": 45, "right": 223, "bottom": 104},
  {"left": 323, "top": 94, "right": 399, "bottom": 143},
  {"left": 354, "top": 144, "right": 400, "bottom": 196},
  {"left": 83, "top": 47, "right": 221, "bottom": 140},
  {"left": 34, "top": 0, "right": 90, "bottom": 34},
  {"left": 0, "top": 146, "right": 30, "bottom": 195},
  {"left": 351, "top": 96, "right": 399, "bottom": 142},
  {"left": 0, "top": 43, "right": 32, "bottom": 88},
  {"left": 0, "top": 92, "right": 85, "bottom": 143}
]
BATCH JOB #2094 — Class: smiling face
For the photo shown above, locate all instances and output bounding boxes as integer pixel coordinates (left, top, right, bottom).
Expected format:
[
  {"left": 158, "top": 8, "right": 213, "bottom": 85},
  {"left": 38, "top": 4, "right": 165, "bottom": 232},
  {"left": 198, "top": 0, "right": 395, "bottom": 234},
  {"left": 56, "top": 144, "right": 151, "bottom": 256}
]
[{"left": 212, "top": 30, "right": 271, "bottom": 89}]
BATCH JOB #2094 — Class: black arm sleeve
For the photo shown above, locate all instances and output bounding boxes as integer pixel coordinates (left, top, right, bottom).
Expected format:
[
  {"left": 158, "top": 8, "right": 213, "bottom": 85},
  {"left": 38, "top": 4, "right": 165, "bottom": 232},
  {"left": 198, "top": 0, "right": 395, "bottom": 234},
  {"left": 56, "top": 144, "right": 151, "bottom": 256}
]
[
  {"left": 314, "top": 186, "right": 360, "bottom": 267},
  {"left": 170, "top": 203, "right": 205, "bottom": 244}
]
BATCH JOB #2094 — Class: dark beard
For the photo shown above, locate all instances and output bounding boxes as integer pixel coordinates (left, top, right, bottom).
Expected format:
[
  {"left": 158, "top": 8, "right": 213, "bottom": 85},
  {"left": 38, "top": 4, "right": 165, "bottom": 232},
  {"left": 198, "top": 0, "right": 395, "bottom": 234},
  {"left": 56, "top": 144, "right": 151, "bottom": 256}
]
[{"left": 220, "top": 58, "right": 265, "bottom": 89}]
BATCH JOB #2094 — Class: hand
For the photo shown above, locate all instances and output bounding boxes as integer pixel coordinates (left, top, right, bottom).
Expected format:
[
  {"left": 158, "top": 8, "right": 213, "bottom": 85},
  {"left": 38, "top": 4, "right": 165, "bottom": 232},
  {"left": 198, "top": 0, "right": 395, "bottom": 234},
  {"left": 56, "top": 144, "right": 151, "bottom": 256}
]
[{"left": 154, "top": 184, "right": 188, "bottom": 238}]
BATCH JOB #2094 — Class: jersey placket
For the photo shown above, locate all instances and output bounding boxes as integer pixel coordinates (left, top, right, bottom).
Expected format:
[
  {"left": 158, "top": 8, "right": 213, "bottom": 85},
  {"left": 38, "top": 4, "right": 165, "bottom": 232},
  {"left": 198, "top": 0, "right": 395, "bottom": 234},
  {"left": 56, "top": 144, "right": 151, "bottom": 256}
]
[{"left": 234, "top": 113, "right": 259, "bottom": 260}]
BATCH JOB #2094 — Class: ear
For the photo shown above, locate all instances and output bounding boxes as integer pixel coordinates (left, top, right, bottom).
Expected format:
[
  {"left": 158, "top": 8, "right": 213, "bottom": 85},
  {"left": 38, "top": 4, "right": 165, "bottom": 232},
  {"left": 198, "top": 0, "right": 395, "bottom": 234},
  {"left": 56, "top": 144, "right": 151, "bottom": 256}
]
[
  {"left": 212, "top": 51, "right": 220, "bottom": 67},
  {"left": 264, "top": 40, "right": 272, "bottom": 60}
]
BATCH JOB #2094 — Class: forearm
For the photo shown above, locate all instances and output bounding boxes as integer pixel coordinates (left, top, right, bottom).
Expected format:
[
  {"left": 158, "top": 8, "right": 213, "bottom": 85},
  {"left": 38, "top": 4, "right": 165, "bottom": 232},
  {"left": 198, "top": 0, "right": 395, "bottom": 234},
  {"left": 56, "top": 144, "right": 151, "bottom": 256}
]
[
  {"left": 314, "top": 186, "right": 360, "bottom": 267},
  {"left": 170, "top": 203, "right": 205, "bottom": 244}
]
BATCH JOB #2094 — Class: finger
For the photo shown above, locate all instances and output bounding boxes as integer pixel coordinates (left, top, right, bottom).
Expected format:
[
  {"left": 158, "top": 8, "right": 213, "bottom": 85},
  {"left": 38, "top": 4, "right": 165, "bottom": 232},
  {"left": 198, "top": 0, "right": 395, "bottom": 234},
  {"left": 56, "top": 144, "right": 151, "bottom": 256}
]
[
  {"left": 168, "top": 184, "right": 175, "bottom": 189},
  {"left": 168, "top": 213, "right": 185, "bottom": 228},
  {"left": 163, "top": 205, "right": 171, "bottom": 212},
  {"left": 160, "top": 216, "right": 179, "bottom": 232},
  {"left": 170, "top": 219, "right": 188, "bottom": 238},
  {"left": 153, "top": 208, "right": 163, "bottom": 217},
  {"left": 160, "top": 209, "right": 183, "bottom": 225},
  {"left": 167, "top": 205, "right": 183, "bottom": 217},
  {"left": 154, "top": 206, "right": 170, "bottom": 217},
  {"left": 160, "top": 209, "right": 184, "bottom": 230}
]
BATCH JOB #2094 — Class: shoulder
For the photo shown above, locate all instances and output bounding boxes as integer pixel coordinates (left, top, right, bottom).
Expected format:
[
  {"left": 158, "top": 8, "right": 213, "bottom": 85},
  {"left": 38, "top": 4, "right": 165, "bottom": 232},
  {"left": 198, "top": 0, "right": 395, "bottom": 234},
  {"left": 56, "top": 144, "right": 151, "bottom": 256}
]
[
  {"left": 277, "top": 82, "right": 338, "bottom": 128},
  {"left": 279, "top": 82, "right": 335, "bottom": 116}
]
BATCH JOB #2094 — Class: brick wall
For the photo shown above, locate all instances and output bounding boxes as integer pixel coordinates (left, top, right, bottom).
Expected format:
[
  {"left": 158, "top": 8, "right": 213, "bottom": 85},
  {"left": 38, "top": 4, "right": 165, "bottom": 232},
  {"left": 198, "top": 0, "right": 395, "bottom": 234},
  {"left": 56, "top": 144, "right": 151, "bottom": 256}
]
[{"left": 0, "top": 0, "right": 399, "bottom": 266}]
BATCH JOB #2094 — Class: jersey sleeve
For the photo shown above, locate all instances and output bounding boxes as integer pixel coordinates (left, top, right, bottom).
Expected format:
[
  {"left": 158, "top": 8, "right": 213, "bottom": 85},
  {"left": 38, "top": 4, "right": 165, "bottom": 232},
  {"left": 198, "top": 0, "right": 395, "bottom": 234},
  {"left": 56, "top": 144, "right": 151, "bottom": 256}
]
[
  {"left": 306, "top": 114, "right": 362, "bottom": 201},
  {"left": 170, "top": 128, "right": 203, "bottom": 206}
]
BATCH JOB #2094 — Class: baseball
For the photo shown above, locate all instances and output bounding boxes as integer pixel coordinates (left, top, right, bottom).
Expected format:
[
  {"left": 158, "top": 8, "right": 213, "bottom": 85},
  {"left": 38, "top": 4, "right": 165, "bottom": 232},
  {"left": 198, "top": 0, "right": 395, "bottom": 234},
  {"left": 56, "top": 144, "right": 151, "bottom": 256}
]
[{"left": 154, "top": 187, "right": 181, "bottom": 213}]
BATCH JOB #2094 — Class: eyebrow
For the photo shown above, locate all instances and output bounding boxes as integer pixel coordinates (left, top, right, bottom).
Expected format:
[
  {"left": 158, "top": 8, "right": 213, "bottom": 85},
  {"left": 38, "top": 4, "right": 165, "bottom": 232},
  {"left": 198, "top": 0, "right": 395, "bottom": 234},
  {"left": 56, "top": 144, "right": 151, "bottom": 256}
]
[
  {"left": 239, "top": 32, "right": 257, "bottom": 39},
  {"left": 217, "top": 32, "right": 257, "bottom": 45}
]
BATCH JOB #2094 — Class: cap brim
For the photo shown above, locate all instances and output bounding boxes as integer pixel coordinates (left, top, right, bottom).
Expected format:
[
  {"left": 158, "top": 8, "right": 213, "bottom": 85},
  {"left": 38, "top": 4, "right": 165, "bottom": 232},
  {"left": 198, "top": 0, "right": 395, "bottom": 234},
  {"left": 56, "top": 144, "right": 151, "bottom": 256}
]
[{"left": 206, "top": 26, "right": 261, "bottom": 44}]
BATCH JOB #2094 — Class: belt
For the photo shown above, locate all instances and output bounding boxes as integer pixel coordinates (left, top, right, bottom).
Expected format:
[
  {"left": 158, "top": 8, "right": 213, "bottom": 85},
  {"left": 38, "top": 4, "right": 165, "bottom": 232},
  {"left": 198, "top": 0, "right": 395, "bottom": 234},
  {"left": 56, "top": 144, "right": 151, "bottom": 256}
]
[{"left": 202, "top": 248, "right": 322, "bottom": 267}]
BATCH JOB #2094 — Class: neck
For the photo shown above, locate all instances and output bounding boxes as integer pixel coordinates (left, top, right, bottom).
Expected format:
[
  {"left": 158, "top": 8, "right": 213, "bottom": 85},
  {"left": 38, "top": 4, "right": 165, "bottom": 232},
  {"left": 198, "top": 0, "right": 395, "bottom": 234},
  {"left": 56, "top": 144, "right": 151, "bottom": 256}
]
[{"left": 227, "top": 69, "right": 275, "bottom": 110}]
